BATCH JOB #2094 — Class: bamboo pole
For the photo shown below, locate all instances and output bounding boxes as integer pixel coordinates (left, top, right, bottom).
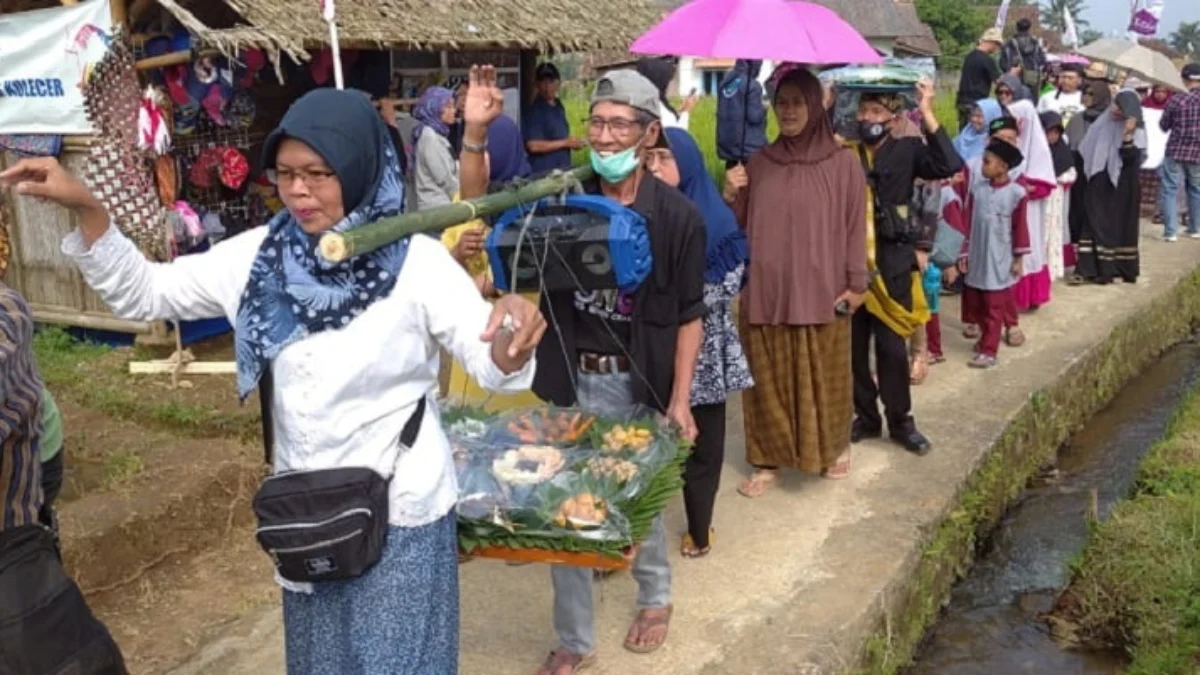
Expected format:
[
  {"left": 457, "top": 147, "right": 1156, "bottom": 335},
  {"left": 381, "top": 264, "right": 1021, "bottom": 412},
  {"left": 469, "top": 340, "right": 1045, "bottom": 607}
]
[
  {"left": 135, "top": 49, "right": 218, "bottom": 71},
  {"left": 318, "top": 166, "right": 595, "bottom": 263}
]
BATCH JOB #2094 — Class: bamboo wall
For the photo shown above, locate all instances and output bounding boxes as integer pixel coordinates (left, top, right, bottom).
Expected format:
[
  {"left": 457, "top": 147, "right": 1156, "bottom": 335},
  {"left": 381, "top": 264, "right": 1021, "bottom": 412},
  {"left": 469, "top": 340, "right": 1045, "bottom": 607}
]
[{"left": 0, "top": 147, "right": 156, "bottom": 335}]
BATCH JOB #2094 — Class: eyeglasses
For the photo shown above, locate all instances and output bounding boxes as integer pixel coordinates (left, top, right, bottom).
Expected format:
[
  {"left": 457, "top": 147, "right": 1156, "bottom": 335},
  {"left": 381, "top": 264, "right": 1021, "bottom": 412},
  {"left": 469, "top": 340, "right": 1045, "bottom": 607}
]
[
  {"left": 266, "top": 167, "right": 337, "bottom": 187},
  {"left": 645, "top": 149, "right": 676, "bottom": 169},
  {"left": 586, "top": 116, "right": 643, "bottom": 137}
]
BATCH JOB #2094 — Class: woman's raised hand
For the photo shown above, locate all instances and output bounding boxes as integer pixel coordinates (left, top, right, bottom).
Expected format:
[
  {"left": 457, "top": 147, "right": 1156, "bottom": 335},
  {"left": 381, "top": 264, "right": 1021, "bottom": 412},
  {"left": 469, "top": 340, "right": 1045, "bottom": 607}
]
[
  {"left": 0, "top": 157, "right": 99, "bottom": 212},
  {"left": 463, "top": 65, "right": 505, "bottom": 129}
]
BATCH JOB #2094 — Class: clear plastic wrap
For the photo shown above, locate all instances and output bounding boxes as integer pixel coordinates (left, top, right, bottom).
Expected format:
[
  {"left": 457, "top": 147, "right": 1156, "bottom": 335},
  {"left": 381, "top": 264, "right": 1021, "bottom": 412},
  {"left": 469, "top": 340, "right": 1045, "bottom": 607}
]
[{"left": 444, "top": 403, "right": 685, "bottom": 561}]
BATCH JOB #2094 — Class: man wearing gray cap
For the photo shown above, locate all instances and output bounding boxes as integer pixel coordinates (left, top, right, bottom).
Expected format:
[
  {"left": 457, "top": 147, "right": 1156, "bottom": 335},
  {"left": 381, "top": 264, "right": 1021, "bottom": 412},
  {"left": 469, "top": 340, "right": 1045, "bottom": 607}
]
[{"left": 460, "top": 66, "right": 707, "bottom": 673}]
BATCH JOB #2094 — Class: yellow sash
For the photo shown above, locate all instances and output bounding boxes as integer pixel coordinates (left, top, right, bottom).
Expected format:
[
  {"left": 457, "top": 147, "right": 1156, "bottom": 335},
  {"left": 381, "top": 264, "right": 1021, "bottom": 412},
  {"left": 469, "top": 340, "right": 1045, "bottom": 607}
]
[{"left": 854, "top": 142, "right": 930, "bottom": 338}]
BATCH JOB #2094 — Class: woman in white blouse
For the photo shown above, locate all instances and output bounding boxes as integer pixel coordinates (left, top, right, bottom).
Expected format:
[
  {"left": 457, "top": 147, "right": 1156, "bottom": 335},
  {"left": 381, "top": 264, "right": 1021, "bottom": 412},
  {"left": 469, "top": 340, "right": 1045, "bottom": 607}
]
[{"left": 1, "top": 88, "right": 545, "bottom": 674}]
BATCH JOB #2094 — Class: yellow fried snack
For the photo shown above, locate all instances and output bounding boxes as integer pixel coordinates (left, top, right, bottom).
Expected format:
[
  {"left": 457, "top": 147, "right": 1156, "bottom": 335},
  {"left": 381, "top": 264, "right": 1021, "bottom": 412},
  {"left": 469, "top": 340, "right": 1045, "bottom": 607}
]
[
  {"left": 601, "top": 425, "right": 654, "bottom": 453},
  {"left": 553, "top": 493, "right": 608, "bottom": 529}
]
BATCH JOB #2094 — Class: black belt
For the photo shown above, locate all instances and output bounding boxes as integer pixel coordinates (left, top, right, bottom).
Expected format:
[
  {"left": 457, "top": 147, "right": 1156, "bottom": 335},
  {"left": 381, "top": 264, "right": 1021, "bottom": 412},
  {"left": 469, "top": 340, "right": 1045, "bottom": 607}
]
[{"left": 578, "top": 352, "right": 630, "bottom": 375}]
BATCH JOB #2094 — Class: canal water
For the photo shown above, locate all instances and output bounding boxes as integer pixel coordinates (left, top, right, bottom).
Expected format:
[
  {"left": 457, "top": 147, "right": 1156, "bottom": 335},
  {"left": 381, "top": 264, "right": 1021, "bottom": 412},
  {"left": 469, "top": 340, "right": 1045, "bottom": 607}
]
[{"left": 904, "top": 341, "right": 1200, "bottom": 675}]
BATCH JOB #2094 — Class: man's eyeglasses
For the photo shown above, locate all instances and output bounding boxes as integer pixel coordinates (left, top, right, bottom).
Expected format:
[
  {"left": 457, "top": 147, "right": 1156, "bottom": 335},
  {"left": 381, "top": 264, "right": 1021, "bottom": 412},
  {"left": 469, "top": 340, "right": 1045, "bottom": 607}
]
[
  {"left": 586, "top": 116, "right": 643, "bottom": 137},
  {"left": 266, "top": 168, "right": 337, "bottom": 187}
]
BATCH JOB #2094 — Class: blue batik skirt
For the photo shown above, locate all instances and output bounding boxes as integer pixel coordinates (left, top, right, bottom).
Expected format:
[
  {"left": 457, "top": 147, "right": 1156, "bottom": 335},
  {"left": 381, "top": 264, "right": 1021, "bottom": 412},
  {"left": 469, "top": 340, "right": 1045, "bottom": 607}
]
[{"left": 282, "top": 512, "right": 458, "bottom": 674}]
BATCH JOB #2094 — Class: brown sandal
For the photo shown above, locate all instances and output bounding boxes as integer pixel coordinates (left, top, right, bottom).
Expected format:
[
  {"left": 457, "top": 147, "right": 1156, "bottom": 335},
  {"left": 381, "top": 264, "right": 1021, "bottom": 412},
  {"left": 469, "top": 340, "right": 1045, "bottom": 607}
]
[
  {"left": 1005, "top": 327, "right": 1027, "bottom": 347},
  {"left": 681, "top": 530, "right": 714, "bottom": 558},
  {"left": 737, "top": 469, "right": 778, "bottom": 498},
  {"left": 962, "top": 324, "right": 981, "bottom": 340},
  {"left": 536, "top": 649, "right": 595, "bottom": 675},
  {"left": 624, "top": 605, "right": 673, "bottom": 654}
]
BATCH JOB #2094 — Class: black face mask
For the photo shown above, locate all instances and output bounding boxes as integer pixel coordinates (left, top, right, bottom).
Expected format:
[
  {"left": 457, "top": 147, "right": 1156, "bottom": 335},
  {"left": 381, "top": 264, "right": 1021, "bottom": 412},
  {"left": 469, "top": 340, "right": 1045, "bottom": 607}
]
[{"left": 859, "top": 120, "right": 888, "bottom": 145}]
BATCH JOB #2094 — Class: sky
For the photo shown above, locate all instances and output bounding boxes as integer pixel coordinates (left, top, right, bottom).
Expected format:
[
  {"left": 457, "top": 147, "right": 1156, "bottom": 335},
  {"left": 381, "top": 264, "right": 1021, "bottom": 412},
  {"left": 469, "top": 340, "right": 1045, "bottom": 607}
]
[{"left": 1075, "top": 0, "right": 1194, "bottom": 36}]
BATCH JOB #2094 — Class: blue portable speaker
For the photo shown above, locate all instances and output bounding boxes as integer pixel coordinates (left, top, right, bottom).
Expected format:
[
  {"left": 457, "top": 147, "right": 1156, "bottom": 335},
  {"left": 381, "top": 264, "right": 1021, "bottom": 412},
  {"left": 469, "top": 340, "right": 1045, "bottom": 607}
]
[{"left": 485, "top": 195, "right": 653, "bottom": 295}]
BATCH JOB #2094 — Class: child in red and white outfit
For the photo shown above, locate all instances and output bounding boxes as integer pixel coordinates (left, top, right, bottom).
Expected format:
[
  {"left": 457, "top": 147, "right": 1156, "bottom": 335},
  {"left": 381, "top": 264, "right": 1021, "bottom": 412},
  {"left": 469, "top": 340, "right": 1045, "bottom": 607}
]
[{"left": 960, "top": 139, "right": 1032, "bottom": 369}]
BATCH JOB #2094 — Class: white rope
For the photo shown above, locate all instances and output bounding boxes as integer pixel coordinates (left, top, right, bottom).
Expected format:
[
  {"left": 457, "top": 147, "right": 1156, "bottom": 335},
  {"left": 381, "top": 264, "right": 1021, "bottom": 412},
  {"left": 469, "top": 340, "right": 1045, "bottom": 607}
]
[{"left": 507, "top": 195, "right": 665, "bottom": 412}]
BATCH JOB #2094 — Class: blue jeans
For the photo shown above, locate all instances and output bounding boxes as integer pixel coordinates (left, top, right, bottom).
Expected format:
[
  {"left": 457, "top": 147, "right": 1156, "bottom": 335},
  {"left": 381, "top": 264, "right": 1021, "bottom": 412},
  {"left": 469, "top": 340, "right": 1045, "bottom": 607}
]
[
  {"left": 1160, "top": 156, "right": 1200, "bottom": 236},
  {"left": 550, "top": 371, "right": 671, "bottom": 655}
]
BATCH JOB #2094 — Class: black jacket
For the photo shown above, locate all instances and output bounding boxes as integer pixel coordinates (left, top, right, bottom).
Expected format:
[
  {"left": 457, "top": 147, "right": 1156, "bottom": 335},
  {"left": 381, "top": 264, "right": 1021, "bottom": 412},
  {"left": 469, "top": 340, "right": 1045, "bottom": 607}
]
[
  {"left": 532, "top": 173, "right": 707, "bottom": 412},
  {"left": 864, "top": 127, "right": 963, "bottom": 306}
]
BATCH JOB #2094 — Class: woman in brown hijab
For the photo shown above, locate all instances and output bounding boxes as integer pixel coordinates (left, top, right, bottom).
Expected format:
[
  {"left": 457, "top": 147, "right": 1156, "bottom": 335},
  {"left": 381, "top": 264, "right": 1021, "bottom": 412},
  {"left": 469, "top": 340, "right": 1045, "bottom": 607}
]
[{"left": 723, "top": 68, "right": 869, "bottom": 497}]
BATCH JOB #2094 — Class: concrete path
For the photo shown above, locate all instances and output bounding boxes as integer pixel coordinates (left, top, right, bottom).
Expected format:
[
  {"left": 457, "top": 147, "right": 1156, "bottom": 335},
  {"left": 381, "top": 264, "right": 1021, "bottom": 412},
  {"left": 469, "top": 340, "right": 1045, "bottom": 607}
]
[{"left": 170, "top": 222, "right": 1199, "bottom": 675}]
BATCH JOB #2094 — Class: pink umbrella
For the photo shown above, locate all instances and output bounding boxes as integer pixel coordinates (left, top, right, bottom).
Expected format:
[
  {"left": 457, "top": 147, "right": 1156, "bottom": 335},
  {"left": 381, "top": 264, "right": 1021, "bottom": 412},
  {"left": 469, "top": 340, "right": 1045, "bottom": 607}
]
[
  {"left": 1061, "top": 54, "right": 1091, "bottom": 65},
  {"left": 630, "top": 0, "right": 883, "bottom": 65}
]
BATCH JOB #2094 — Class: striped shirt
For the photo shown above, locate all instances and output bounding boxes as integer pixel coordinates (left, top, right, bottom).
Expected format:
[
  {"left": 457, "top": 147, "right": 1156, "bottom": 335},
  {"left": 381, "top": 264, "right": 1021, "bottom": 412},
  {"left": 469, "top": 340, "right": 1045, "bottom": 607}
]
[{"left": 0, "top": 284, "right": 44, "bottom": 531}]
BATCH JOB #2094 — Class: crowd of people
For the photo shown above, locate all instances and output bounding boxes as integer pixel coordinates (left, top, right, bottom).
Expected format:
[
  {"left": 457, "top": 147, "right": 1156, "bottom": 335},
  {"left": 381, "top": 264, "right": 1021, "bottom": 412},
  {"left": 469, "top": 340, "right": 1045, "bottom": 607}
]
[{"left": 0, "top": 35, "right": 1198, "bottom": 675}]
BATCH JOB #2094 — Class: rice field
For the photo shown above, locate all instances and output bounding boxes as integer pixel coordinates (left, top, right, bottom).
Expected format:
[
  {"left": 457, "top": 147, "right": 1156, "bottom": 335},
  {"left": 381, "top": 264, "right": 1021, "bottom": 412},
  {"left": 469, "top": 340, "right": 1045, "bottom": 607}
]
[{"left": 560, "top": 87, "right": 961, "bottom": 186}]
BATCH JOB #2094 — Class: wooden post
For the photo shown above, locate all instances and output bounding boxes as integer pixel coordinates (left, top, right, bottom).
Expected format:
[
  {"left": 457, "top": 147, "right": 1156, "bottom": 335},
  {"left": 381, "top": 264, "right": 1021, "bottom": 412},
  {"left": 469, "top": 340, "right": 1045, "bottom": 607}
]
[
  {"left": 128, "top": 0, "right": 155, "bottom": 23},
  {"left": 110, "top": 0, "right": 127, "bottom": 26},
  {"left": 135, "top": 50, "right": 196, "bottom": 70}
]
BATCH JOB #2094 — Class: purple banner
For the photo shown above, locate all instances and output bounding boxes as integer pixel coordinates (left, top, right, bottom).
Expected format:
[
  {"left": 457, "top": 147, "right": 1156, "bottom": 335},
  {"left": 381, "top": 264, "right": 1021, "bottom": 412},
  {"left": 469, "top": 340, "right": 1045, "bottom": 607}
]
[{"left": 1128, "top": 9, "right": 1159, "bottom": 36}]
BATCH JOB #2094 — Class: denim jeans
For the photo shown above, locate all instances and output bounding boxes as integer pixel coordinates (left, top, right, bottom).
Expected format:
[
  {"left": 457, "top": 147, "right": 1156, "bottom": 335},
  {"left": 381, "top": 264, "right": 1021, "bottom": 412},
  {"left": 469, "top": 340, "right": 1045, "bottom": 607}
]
[
  {"left": 1160, "top": 156, "right": 1200, "bottom": 237},
  {"left": 550, "top": 371, "right": 671, "bottom": 655}
]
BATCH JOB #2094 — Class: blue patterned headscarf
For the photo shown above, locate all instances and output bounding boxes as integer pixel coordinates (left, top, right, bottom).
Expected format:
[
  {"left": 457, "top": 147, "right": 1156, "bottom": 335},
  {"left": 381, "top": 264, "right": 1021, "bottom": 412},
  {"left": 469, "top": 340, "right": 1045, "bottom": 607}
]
[
  {"left": 411, "top": 86, "right": 454, "bottom": 150},
  {"left": 664, "top": 128, "right": 749, "bottom": 284},
  {"left": 234, "top": 89, "right": 411, "bottom": 399}
]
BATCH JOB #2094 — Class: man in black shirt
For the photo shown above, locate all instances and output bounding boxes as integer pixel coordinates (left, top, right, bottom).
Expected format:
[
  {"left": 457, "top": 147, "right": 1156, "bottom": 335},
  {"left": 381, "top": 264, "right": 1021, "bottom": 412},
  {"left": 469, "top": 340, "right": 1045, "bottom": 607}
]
[
  {"left": 1001, "top": 18, "right": 1048, "bottom": 93},
  {"left": 459, "top": 66, "right": 705, "bottom": 674},
  {"left": 852, "top": 82, "right": 963, "bottom": 456},
  {"left": 957, "top": 27, "right": 1006, "bottom": 131}
]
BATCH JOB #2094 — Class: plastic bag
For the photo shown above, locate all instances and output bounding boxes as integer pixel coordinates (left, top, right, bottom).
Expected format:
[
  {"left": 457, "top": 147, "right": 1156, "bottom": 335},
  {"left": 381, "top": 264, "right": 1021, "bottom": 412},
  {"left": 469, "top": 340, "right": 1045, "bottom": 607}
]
[{"left": 446, "top": 403, "right": 683, "bottom": 554}]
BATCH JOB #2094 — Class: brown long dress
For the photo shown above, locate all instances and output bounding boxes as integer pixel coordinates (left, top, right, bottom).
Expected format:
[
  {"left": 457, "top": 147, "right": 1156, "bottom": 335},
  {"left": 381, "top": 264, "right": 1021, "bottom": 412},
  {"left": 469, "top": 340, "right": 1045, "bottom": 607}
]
[{"left": 734, "top": 69, "right": 868, "bottom": 473}]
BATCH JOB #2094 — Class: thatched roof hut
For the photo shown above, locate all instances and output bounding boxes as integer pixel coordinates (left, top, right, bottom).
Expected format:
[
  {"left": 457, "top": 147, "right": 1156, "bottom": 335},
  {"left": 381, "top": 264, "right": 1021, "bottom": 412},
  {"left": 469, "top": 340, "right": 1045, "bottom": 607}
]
[{"left": 154, "top": 0, "right": 661, "bottom": 61}]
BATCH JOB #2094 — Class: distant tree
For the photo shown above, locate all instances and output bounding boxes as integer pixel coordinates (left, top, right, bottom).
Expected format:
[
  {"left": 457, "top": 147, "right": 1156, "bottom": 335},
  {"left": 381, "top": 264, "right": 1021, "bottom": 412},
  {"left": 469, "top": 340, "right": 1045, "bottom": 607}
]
[
  {"left": 1170, "top": 21, "right": 1200, "bottom": 57},
  {"left": 1040, "top": 0, "right": 1090, "bottom": 34},
  {"left": 916, "top": 0, "right": 991, "bottom": 70},
  {"left": 1080, "top": 28, "right": 1105, "bottom": 45}
]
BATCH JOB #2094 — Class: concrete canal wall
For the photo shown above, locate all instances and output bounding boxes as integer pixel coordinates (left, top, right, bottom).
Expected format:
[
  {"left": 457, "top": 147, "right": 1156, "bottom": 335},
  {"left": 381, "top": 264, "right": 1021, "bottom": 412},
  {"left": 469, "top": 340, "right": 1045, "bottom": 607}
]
[{"left": 171, "top": 224, "right": 1200, "bottom": 675}]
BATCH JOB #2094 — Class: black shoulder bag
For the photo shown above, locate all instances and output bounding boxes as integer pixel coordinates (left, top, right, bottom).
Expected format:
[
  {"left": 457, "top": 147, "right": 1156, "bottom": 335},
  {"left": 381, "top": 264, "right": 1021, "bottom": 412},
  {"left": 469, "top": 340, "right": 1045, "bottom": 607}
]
[
  {"left": 252, "top": 368, "right": 426, "bottom": 583},
  {"left": 856, "top": 144, "right": 921, "bottom": 245}
]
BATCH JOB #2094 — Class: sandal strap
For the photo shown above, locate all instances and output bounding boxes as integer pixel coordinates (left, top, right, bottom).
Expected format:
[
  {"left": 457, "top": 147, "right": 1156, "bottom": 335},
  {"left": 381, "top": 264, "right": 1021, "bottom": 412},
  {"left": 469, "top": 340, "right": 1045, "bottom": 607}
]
[{"left": 544, "top": 649, "right": 590, "bottom": 670}]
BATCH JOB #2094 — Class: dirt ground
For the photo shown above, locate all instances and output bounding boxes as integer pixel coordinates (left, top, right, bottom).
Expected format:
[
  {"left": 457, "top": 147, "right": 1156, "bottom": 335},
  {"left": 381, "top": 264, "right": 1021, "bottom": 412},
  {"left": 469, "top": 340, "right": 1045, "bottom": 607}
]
[{"left": 40, "top": 330, "right": 280, "bottom": 673}]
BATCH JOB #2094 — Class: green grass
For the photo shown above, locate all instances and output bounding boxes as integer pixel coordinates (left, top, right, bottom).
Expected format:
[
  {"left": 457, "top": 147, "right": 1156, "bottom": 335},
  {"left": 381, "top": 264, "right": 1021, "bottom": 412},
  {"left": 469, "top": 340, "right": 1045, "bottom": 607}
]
[
  {"left": 560, "top": 89, "right": 959, "bottom": 186},
  {"left": 101, "top": 450, "right": 145, "bottom": 490},
  {"left": 1061, "top": 382, "right": 1200, "bottom": 674},
  {"left": 32, "top": 327, "right": 261, "bottom": 441}
]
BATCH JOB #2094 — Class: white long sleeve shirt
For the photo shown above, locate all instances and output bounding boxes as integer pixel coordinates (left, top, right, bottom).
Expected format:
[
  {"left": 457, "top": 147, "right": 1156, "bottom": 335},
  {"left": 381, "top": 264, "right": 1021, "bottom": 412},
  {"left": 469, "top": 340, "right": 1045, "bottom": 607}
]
[{"left": 63, "top": 227, "right": 534, "bottom": 528}]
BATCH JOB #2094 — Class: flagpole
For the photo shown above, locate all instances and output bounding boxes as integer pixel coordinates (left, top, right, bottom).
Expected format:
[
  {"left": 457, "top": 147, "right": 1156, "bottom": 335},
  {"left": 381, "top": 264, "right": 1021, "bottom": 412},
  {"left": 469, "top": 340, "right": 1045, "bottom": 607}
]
[{"left": 321, "top": 0, "right": 344, "bottom": 89}]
